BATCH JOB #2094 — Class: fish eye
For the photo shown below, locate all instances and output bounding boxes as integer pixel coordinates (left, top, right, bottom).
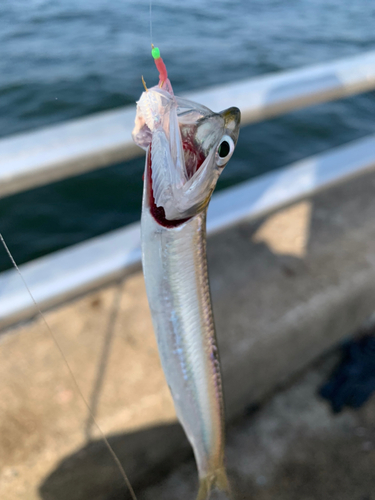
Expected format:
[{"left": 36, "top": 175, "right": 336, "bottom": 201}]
[{"left": 216, "top": 135, "right": 235, "bottom": 167}]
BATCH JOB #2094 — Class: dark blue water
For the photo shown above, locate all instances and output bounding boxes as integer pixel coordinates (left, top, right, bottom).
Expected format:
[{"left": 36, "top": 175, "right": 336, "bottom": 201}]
[{"left": 1, "top": 0, "right": 375, "bottom": 271}]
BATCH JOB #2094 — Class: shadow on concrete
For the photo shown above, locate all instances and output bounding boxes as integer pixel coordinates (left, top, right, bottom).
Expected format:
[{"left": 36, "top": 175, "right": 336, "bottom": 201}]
[
  {"left": 39, "top": 422, "right": 191, "bottom": 500},
  {"left": 84, "top": 282, "right": 124, "bottom": 440}
]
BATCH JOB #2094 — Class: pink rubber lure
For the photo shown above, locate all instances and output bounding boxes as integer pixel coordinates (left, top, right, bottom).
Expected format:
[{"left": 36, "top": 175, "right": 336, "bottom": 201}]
[{"left": 151, "top": 45, "right": 169, "bottom": 89}]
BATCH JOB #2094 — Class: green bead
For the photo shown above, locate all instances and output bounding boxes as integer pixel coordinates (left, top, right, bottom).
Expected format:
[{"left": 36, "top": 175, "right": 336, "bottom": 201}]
[{"left": 151, "top": 46, "right": 160, "bottom": 59}]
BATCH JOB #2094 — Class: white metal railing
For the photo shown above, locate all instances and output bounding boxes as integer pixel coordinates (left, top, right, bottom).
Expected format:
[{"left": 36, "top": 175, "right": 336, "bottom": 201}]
[
  {"left": 1, "top": 50, "right": 375, "bottom": 198},
  {"left": 2, "top": 51, "right": 375, "bottom": 329},
  {"left": 1, "top": 133, "right": 375, "bottom": 330}
]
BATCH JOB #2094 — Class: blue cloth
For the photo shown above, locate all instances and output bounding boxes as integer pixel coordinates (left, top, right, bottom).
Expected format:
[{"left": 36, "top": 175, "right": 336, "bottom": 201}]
[{"left": 319, "top": 335, "right": 375, "bottom": 413}]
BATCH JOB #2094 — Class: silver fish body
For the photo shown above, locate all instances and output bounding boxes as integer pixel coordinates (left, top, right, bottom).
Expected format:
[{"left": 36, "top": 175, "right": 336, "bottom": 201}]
[
  {"left": 142, "top": 171, "right": 226, "bottom": 488},
  {"left": 133, "top": 76, "right": 240, "bottom": 498}
]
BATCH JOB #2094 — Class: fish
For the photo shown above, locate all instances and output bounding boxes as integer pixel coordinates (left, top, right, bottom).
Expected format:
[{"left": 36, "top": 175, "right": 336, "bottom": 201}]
[{"left": 132, "top": 47, "right": 241, "bottom": 499}]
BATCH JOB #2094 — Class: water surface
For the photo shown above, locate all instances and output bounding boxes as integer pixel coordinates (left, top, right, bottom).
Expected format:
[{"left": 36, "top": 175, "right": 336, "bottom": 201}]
[{"left": 1, "top": 0, "right": 375, "bottom": 270}]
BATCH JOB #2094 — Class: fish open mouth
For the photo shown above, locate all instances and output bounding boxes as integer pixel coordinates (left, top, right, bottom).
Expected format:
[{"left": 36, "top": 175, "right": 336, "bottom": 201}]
[
  {"left": 181, "top": 132, "right": 207, "bottom": 179},
  {"left": 147, "top": 137, "right": 206, "bottom": 228},
  {"left": 146, "top": 106, "right": 241, "bottom": 227}
]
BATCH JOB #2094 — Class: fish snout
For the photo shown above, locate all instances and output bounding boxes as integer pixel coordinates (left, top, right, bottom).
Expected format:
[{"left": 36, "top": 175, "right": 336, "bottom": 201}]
[{"left": 219, "top": 107, "right": 241, "bottom": 143}]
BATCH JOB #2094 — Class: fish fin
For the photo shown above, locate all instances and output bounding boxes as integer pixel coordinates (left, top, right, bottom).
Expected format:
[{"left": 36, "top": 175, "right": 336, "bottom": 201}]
[{"left": 196, "top": 468, "right": 232, "bottom": 500}]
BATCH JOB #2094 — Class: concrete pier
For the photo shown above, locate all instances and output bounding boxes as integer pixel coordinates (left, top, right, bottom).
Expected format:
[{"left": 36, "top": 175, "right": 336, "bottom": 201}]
[{"left": 1, "top": 168, "right": 375, "bottom": 499}]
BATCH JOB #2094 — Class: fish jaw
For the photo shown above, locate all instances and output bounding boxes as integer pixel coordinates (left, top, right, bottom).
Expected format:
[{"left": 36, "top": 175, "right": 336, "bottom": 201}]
[{"left": 144, "top": 144, "right": 192, "bottom": 228}]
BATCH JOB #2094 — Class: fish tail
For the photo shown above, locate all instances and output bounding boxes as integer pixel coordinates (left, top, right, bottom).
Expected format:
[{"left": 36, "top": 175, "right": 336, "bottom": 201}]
[{"left": 196, "top": 468, "right": 232, "bottom": 500}]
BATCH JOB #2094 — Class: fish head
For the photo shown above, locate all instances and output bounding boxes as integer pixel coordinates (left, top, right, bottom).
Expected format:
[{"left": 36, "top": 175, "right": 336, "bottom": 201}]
[{"left": 132, "top": 87, "right": 240, "bottom": 223}]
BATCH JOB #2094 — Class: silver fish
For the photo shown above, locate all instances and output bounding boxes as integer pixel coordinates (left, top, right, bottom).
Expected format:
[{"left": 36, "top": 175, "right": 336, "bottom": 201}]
[{"left": 132, "top": 54, "right": 240, "bottom": 499}]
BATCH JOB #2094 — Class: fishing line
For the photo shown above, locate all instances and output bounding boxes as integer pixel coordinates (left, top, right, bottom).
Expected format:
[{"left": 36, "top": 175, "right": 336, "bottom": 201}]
[
  {"left": 149, "top": 0, "right": 153, "bottom": 46},
  {"left": 0, "top": 233, "right": 138, "bottom": 500}
]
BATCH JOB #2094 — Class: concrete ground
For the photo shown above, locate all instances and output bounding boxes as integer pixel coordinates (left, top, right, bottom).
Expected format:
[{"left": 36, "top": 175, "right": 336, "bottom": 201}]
[
  {"left": 137, "top": 353, "right": 375, "bottom": 500},
  {"left": 9, "top": 346, "right": 373, "bottom": 500},
  {"left": 0, "top": 277, "right": 179, "bottom": 500},
  {"left": 2, "top": 307, "right": 375, "bottom": 500},
  {"left": 2, "top": 168, "right": 375, "bottom": 499}
]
